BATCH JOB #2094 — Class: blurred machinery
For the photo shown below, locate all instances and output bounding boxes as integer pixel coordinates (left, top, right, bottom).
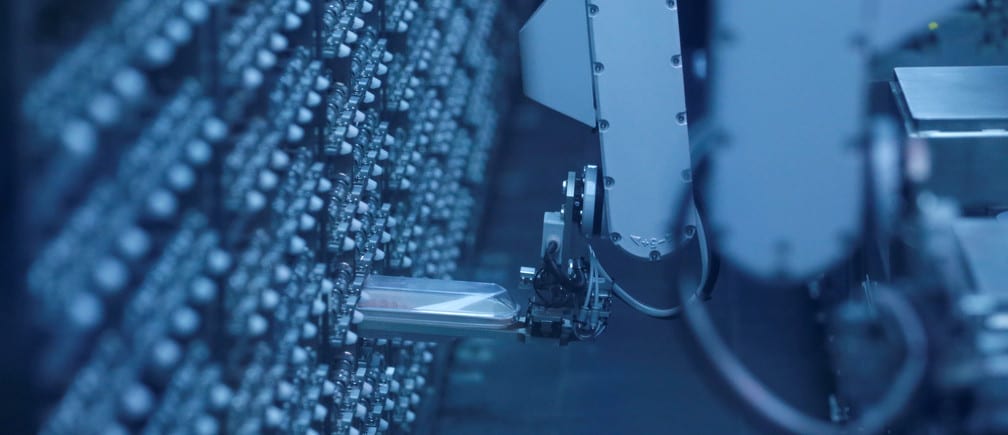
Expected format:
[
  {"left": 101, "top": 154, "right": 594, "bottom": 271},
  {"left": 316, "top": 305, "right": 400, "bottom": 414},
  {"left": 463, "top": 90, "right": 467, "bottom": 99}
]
[
  {"left": 505, "top": 2, "right": 1008, "bottom": 434},
  {"left": 7, "top": 0, "right": 1008, "bottom": 434}
]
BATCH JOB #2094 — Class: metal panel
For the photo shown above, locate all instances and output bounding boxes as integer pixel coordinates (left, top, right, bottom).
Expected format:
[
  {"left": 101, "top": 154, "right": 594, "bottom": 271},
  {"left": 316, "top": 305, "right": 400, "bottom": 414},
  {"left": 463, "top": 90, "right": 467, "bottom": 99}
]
[
  {"left": 356, "top": 275, "right": 521, "bottom": 339},
  {"left": 705, "top": 1, "right": 866, "bottom": 282},
  {"left": 892, "top": 66, "right": 1008, "bottom": 208},
  {"left": 955, "top": 219, "right": 1008, "bottom": 295},
  {"left": 589, "top": 0, "right": 692, "bottom": 259},
  {"left": 895, "top": 65, "right": 1008, "bottom": 133},
  {"left": 520, "top": 0, "right": 596, "bottom": 126}
]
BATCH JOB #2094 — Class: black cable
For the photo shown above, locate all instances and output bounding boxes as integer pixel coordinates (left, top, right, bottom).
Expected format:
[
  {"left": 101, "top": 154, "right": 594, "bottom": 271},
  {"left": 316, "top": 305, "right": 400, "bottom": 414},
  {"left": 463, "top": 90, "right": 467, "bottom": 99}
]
[
  {"left": 678, "top": 276, "right": 926, "bottom": 435},
  {"left": 532, "top": 242, "right": 582, "bottom": 308},
  {"left": 611, "top": 281, "right": 686, "bottom": 319},
  {"left": 542, "top": 242, "right": 586, "bottom": 290},
  {"left": 698, "top": 253, "right": 720, "bottom": 301},
  {"left": 675, "top": 149, "right": 927, "bottom": 435},
  {"left": 605, "top": 155, "right": 721, "bottom": 318},
  {"left": 531, "top": 267, "right": 564, "bottom": 307},
  {"left": 690, "top": 163, "right": 720, "bottom": 301}
]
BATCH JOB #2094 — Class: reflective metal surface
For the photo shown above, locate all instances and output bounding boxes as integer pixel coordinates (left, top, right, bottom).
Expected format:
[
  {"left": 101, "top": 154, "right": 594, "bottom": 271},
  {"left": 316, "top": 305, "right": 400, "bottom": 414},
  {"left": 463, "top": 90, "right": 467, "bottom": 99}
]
[
  {"left": 357, "top": 275, "right": 522, "bottom": 339},
  {"left": 896, "top": 65, "right": 1008, "bottom": 132}
]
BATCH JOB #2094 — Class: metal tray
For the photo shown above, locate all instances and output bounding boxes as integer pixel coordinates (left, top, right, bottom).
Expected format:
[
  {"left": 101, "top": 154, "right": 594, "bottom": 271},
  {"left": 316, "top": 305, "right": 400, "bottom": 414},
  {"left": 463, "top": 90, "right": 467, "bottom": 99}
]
[{"left": 356, "top": 275, "right": 521, "bottom": 338}]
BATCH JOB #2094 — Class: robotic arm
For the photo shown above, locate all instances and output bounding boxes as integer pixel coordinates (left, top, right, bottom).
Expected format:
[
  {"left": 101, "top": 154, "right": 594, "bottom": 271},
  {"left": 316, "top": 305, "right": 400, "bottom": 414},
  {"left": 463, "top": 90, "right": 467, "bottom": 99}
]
[
  {"left": 516, "top": 0, "right": 700, "bottom": 342},
  {"left": 356, "top": 3, "right": 997, "bottom": 435},
  {"left": 513, "top": 0, "right": 972, "bottom": 339},
  {"left": 356, "top": 0, "right": 971, "bottom": 340}
]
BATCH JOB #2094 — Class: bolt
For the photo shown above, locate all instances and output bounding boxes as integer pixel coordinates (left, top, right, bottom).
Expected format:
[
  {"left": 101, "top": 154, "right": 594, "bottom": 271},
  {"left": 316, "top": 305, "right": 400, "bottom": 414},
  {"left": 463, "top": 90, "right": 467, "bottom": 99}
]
[
  {"left": 604, "top": 176, "right": 615, "bottom": 188},
  {"left": 589, "top": 4, "right": 599, "bottom": 15},
  {"left": 599, "top": 119, "right": 610, "bottom": 131},
  {"left": 610, "top": 232, "right": 622, "bottom": 243},
  {"left": 671, "top": 54, "right": 682, "bottom": 67},
  {"left": 650, "top": 250, "right": 661, "bottom": 261}
]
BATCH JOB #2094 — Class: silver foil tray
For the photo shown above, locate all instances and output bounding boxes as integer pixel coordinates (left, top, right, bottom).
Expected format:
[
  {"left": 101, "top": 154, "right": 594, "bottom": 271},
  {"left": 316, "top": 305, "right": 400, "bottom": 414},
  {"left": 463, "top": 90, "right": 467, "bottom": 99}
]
[{"left": 356, "top": 275, "right": 523, "bottom": 339}]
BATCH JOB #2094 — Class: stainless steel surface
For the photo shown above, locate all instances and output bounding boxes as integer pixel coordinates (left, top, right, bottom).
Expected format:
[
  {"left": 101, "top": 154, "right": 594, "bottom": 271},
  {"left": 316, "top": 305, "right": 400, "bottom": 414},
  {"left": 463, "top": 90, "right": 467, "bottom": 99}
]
[
  {"left": 356, "top": 275, "right": 522, "bottom": 339},
  {"left": 541, "top": 210, "right": 566, "bottom": 259},
  {"left": 520, "top": 0, "right": 596, "bottom": 126},
  {"left": 895, "top": 65, "right": 1008, "bottom": 133},
  {"left": 892, "top": 65, "right": 1008, "bottom": 207},
  {"left": 580, "top": 164, "right": 599, "bottom": 237},
  {"left": 954, "top": 219, "right": 1008, "bottom": 295}
]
